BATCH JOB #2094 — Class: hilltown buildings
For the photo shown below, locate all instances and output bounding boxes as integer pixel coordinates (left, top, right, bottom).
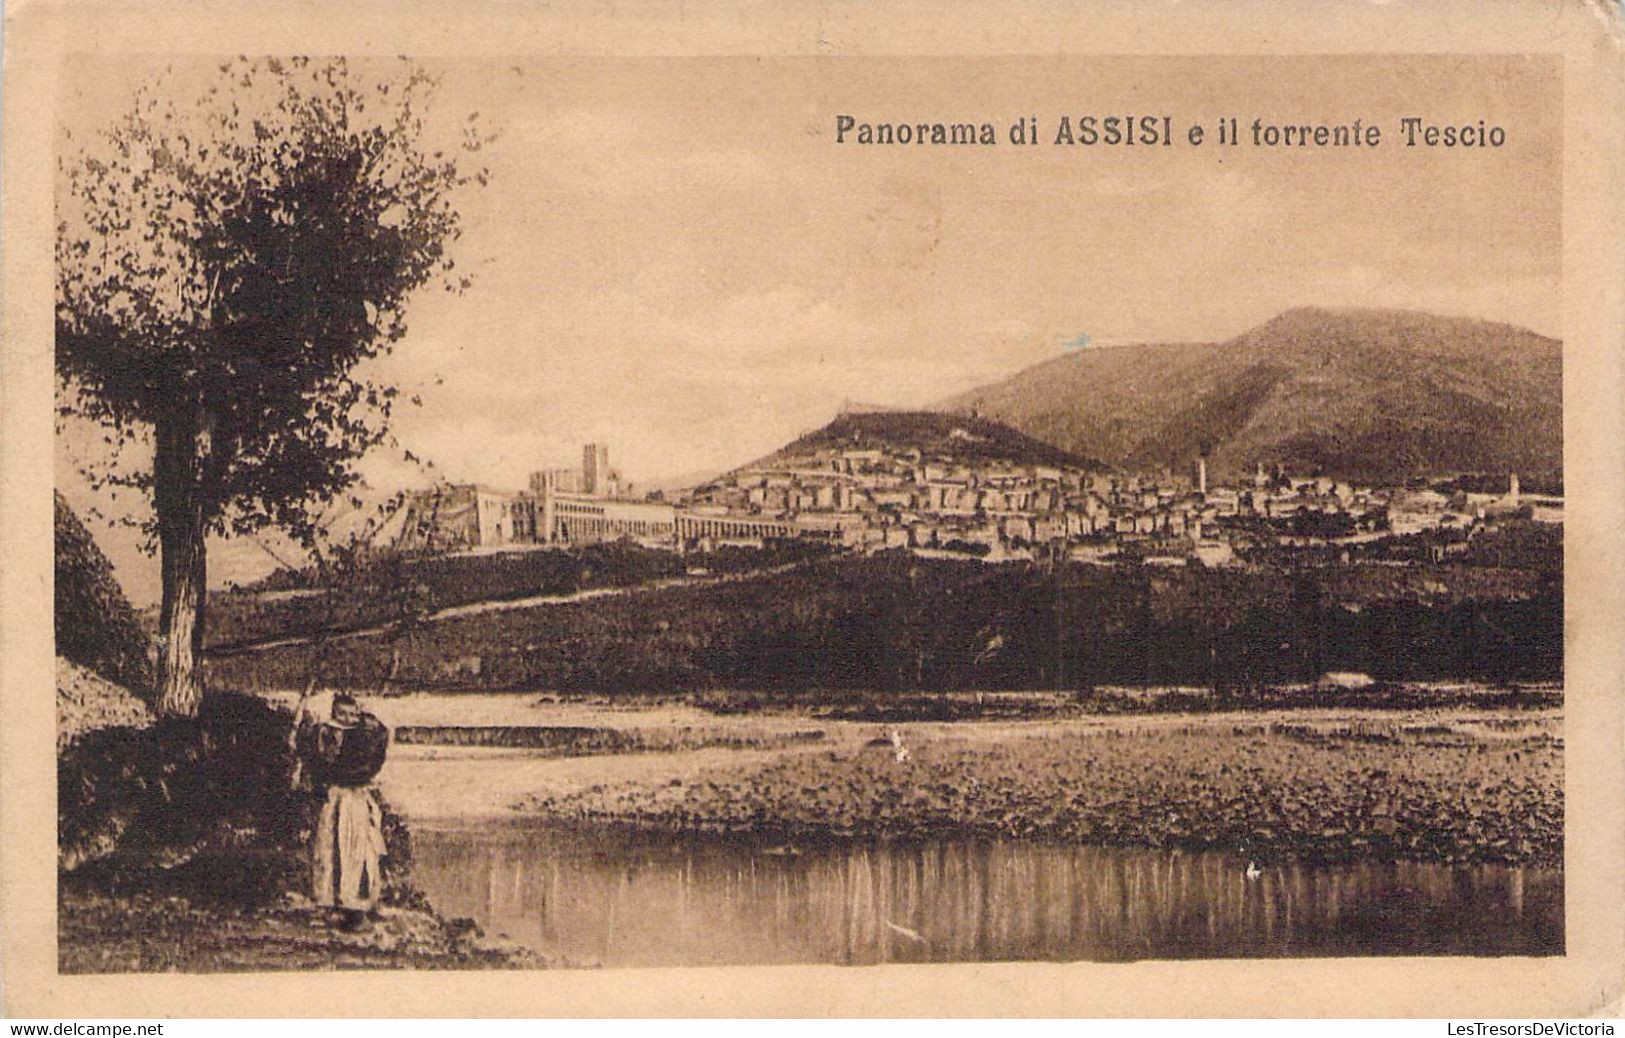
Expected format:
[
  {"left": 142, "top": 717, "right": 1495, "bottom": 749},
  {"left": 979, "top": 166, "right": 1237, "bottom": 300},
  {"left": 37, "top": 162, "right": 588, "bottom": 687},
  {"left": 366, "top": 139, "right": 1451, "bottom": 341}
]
[
  {"left": 398, "top": 436, "right": 1560, "bottom": 564},
  {"left": 397, "top": 446, "right": 817, "bottom": 554}
]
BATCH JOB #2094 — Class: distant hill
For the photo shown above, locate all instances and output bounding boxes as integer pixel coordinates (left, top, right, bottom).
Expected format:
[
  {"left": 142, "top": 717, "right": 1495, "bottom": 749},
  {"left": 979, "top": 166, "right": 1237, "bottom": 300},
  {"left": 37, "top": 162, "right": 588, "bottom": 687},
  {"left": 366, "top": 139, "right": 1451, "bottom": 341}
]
[
  {"left": 750, "top": 410, "right": 1108, "bottom": 472},
  {"left": 943, "top": 307, "right": 1561, "bottom": 484}
]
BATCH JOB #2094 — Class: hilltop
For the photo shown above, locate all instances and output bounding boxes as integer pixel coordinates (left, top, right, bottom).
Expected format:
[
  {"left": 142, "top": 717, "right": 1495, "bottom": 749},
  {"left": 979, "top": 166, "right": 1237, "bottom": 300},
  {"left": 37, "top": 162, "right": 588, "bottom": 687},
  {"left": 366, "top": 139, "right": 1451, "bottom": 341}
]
[
  {"left": 750, "top": 409, "right": 1107, "bottom": 473},
  {"left": 943, "top": 307, "right": 1561, "bottom": 484}
]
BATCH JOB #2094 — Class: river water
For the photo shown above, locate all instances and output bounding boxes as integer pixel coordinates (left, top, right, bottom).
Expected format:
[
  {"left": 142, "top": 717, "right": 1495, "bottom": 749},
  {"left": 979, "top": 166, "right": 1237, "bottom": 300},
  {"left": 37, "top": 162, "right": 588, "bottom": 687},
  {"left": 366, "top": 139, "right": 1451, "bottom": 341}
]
[{"left": 409, "top": 820, "right": 1562, "bottom": 966}]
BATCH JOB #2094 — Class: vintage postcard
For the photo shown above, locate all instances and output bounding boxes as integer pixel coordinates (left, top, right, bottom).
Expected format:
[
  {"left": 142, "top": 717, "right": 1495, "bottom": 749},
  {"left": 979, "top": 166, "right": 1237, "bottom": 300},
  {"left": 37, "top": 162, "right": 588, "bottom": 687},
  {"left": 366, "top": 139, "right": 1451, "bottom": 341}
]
[{"left": 3, "top": 0, "right": 1623, "bottom": 1020}]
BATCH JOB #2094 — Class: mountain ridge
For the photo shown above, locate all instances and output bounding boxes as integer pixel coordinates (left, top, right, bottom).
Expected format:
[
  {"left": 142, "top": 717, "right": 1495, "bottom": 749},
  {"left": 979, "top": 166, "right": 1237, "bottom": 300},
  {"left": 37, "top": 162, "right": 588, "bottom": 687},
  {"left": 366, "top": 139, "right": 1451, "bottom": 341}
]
[{"left": 943, "top": 306, "right": 1561, "bottom": 484}]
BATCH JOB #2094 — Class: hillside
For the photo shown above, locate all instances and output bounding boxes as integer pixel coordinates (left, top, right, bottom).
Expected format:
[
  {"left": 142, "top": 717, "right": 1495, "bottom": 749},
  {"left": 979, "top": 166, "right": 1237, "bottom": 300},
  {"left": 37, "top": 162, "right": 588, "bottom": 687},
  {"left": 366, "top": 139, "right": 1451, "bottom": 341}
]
[
  {"left": 943, "top": 308, "right": 1561, "bottom": 484},
  {"left": 753, "top": 409, "right": 1107, "bottom": 472},
  {"left": 55, "top": 492, "right": 154, "bottom": 695}
]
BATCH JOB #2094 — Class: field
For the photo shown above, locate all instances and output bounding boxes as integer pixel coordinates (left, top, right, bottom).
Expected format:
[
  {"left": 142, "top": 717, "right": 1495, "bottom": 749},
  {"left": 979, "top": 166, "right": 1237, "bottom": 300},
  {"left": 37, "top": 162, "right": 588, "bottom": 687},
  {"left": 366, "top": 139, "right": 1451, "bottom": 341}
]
[
  {"left": 202, "top": 539, "right": 833, "bottom": 651},
  {"left": 206, "top": 543, "right": 1561, "bottom": 696}
]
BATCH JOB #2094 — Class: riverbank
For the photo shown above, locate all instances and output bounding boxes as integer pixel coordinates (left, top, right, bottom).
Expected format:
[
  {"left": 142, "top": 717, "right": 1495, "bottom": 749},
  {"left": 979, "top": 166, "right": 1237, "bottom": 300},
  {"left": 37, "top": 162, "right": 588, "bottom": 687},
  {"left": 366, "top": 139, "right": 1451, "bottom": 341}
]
[
  {"left": 57, "top": 686, "right": 544, "bottom": 973},
  {"left": 58, "top": 696, "right": 1562, "bottom": 970},
  {"left": 58, "top": 851, "right": 546, "bottom": 973},
  {"left": 504, "top": 708, "right": 1562, "bottom": 869}
]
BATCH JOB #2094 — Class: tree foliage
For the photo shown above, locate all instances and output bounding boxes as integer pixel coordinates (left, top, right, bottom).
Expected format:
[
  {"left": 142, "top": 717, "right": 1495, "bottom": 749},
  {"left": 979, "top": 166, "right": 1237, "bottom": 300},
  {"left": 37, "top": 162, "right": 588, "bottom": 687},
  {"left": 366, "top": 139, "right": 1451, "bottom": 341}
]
[{"left": 56, "top": 56, "right": 487, "bottom": 546}]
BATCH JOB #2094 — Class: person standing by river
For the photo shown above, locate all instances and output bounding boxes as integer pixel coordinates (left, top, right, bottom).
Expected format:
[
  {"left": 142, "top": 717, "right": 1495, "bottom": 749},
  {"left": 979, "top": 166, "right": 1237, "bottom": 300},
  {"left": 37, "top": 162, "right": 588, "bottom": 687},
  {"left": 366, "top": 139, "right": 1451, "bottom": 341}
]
[{"left": 296, "top": 693, "right": 390, "bottom": 930}]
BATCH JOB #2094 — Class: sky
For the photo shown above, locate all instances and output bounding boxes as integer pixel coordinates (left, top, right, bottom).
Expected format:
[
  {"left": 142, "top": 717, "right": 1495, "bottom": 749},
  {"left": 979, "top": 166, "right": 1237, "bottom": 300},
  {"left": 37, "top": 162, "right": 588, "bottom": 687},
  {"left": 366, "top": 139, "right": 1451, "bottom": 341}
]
[{"left": 54, "top": 54, "right": 1562, "bottom": 603}]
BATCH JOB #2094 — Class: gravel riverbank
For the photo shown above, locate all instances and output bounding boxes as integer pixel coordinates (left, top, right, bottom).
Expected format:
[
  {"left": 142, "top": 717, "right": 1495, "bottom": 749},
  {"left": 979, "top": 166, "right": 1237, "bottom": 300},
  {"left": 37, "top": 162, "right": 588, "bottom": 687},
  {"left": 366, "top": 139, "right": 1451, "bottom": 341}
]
[
  {"left": 58, "top": 849, "right": 547, "bottom": 973},
  {"left": 517, "top": 711, "right": 1562, "bottom": 868}
]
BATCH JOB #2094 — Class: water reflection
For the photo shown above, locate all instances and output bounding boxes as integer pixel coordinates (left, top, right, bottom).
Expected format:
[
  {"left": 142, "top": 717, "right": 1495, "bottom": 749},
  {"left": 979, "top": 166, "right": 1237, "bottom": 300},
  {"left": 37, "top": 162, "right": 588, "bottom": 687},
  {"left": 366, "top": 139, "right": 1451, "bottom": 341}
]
[{"left": 410, "top": 822, "right": 1562, "bottom": 967}]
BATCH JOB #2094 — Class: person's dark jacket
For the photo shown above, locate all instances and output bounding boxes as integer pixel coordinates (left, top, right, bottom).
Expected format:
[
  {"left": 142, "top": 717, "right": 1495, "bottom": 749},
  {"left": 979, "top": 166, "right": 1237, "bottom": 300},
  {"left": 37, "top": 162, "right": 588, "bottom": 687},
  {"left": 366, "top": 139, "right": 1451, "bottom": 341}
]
[{"left": 297, "top": 713, "right": 389, "bottom": 789}]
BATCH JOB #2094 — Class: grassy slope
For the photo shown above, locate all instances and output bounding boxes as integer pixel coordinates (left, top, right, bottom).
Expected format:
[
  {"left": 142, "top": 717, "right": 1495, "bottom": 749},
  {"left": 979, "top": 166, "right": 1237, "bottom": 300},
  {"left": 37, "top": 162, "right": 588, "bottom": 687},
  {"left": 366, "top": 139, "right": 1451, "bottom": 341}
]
[{"left": 55, "top": 492, "right": 154, "bottom": 694}]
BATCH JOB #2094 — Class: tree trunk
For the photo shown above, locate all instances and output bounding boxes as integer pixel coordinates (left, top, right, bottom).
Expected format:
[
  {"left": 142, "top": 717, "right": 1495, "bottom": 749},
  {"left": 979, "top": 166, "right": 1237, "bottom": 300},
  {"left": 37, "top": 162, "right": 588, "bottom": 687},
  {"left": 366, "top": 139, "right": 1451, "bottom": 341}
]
[{"left": 154, "top": 402, "right": 212, "bottom": 718}]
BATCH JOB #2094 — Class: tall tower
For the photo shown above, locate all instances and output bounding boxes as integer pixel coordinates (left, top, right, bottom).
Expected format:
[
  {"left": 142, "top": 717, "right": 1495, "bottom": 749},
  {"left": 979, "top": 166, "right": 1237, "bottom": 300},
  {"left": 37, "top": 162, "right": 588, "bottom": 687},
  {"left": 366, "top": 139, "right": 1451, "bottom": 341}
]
[
  {"left": 1508, "top": 472, "right": 1521, "bottom": 506},
  {"left": 1196, "top": 457, "right": 1208, "bottom": 496},
  {"left": 583, "top": 443, "right": 610, "bottom": 496},
  {"left": 540, "top": 482, "right": 557, "bottom": 543}
]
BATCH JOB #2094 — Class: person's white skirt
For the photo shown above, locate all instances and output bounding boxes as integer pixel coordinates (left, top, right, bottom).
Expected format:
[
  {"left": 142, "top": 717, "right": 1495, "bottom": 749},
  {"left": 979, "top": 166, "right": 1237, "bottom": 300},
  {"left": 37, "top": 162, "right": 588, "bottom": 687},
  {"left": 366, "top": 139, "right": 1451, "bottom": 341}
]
[{"left": 311, "top": 785, "right": 386, "bottom": 910}]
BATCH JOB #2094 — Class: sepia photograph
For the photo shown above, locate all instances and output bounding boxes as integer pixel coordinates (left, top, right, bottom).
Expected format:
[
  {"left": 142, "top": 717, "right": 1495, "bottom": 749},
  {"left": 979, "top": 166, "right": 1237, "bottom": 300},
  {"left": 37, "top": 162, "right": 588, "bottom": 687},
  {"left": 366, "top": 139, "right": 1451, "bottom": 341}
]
[
  {"left": 4, "top": 0, "right": 1622, "bottom": 1018},
  {"left": 44, "top": 49, "right": 1571, "bottom": 975}
]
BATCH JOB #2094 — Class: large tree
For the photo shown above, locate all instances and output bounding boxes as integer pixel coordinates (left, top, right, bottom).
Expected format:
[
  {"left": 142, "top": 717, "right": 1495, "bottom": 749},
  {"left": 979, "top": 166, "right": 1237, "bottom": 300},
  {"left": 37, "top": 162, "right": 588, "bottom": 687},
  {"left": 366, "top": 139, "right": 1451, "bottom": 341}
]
[{"left": 56, "top": 57, "right": 486, "bottom": 716}]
